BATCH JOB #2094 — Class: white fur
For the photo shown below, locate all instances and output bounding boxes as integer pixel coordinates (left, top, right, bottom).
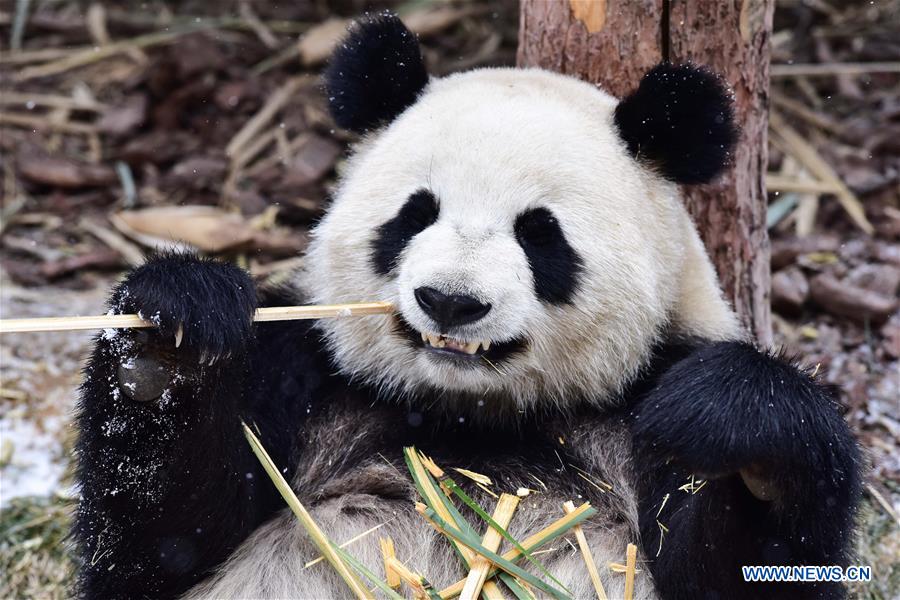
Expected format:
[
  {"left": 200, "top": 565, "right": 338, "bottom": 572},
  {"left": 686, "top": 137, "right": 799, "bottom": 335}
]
[{"left": 302, "top": 67, "right": 740, "bottom": 413}]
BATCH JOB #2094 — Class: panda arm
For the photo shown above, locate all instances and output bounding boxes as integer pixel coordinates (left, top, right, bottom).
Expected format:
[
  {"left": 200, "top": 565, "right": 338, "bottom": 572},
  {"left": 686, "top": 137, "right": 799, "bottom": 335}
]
[
  {"left": 73, "top": 254, "right": 318, "bottom": 599},
  {"left": 628, "top": 341, "right": 862, "bottom": 600}
]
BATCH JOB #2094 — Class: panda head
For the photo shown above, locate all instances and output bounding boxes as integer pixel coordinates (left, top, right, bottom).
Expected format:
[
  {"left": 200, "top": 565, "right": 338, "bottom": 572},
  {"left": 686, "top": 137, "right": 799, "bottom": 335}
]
[{"left": 304, "top": 13, "right": 742, "bottom": 415}]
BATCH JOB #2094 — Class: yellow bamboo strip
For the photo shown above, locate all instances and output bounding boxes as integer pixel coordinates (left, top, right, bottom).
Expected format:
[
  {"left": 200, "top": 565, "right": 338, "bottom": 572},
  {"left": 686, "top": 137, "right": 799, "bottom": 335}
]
[
  {"left": 562, "top": 501, "right": 608, "bottom": 600},
  {"left": 386, "top": 556, "right": 434, "bottom": 600},
  {"left": 380, "top": 537, "right": 401, "bottom": 590},
  {"left": 623, "top": 543, "right": 637, "bottom": 600},
  {"left": 0, "top": 302, "right": 394, "bottom": 334},
  {"left": 461, "top": 493, "right": 520, "bottom": 600}
]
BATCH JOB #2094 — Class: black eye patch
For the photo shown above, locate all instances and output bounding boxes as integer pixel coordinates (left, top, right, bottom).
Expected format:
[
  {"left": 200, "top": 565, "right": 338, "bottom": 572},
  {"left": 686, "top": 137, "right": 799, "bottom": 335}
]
[
  {"left": 514, "top": 207, "right": 583, "bottom": 304},
  {"left": 371, "top": 189, "right": 439, "bottom": 275}
]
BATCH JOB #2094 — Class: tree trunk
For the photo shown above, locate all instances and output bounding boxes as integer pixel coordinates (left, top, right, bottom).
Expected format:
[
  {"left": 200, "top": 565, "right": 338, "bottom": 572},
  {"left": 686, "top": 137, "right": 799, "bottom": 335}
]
[{"left": 518, "top": 0, "right": 774, "bottom": 346}]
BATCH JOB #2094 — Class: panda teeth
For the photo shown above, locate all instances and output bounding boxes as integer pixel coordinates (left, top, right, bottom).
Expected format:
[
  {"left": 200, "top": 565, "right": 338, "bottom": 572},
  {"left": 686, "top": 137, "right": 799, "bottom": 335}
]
[
  {"left": 420, "top": 332, "right": 491, "bottom": 355},
  {"left": 424, "top": 333, "right": 445, "bottom": 348},
  {"left": 462, "top": 341, "right": 480, "bottom": 355}
]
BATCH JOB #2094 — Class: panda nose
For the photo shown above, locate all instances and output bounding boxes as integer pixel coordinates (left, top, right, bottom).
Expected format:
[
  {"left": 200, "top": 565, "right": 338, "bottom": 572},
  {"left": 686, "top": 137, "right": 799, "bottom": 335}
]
[{"left": 414, "top": 287, "right": 491, "bottom": 329}]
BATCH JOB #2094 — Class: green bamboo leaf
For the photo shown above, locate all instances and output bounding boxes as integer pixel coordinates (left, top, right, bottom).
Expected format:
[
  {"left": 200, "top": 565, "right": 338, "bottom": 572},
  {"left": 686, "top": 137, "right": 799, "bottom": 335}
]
[
  {"left": 500, "top": 574, "right": 537, "bottom": 600},
  {"left": 441, "top": 477, "right": 571, "bottom": 594},
  {"left": 421, "top": 506, "right": 572, "bottom": 600},
  {"left": 331, "top": 544, "right": 406, "bottom": 600}
]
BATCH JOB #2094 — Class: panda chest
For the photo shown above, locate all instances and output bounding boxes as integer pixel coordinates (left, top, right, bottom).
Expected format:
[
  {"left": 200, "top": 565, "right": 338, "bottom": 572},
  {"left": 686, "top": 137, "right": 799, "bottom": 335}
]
[{"left": 290, "top": 404, "right": 633, "bottom": 526}]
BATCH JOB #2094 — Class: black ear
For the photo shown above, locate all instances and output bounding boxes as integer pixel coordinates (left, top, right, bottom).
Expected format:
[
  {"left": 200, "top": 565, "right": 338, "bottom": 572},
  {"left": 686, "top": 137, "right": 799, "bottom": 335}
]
[
  {"left": 324, "top": 13, "right": 429, "bottom": 134},
  {"left": 613, "top": 63, "right": 738, "bottom": 184}
]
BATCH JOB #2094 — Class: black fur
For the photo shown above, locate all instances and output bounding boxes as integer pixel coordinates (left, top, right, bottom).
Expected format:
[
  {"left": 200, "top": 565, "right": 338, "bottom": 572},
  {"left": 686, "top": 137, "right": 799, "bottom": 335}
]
[
  {"left": 614, "top": 63, "right": 738, "bottom": 184},
  {"left": 514, "top": 207, "right": 583, "bottom": 303},
  {"left": 629, "top": 341, "right": 862, "bottom": 599},
  {"left": 74, "top": 254, "right": 278, "bottom": 598},
  {"left": 371, "top": 188, "right": 439, "bottom": 275},
  {"left": 324, "top": 12, "right": 429, "bottom": 133},
  {"left": 74, "top": 254, "right": 861, "bottom": 599}
]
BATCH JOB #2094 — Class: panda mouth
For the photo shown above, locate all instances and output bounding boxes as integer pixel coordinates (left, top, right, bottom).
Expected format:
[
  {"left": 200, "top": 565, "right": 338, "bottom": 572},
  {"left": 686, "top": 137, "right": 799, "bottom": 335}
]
[
  {"left": 419, "top": 332, "right": 491, "bottom": 356},
  {"left": 394, "top": 316, "right": 526, "bottom": 365}
]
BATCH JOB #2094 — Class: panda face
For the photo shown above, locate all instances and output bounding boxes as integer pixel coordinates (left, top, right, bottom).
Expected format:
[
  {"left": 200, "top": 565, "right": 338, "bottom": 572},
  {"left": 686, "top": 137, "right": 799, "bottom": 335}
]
[{"left": 303, "top": 68, "right": 720, "bottom": 412}]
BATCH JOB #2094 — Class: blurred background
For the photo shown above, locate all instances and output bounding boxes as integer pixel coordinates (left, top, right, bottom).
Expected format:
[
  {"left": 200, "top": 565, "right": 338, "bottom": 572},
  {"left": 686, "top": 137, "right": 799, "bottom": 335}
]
[{"left": 0, "top": 0, "right": 897, "bottom": 597}]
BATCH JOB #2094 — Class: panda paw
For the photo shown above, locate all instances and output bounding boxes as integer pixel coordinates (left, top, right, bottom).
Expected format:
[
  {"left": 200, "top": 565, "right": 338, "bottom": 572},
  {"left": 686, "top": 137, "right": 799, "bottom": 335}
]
[
  {"left": 107, "top": 252, "right": 258, "bottom": 365},
  {"left": 630, "top": 341, "right": 860, "bottom": 499}
]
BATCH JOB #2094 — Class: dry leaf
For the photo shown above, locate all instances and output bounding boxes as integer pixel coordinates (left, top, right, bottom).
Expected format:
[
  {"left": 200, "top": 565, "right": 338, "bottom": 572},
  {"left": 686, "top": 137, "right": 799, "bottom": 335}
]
[{"left": 112, "top": 206, "right": 255, "bottom": 253}]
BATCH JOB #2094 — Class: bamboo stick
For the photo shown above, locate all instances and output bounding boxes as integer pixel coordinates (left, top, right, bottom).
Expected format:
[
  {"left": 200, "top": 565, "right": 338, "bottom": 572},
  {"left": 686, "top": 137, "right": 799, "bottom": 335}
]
[
  {"left": 562, "top": 501, "right": 607, "bottom": 600},
  {"left": 0, "top": 302, "right": 394, "bottom": 334},
  {"left": 623, "top": 543, "right": 637, "bottom": 600},
  {"left": 303, "top": 522, "right": 387, "bottom": 568},
  {"left": 461, "top": 493, "right": 520, "bottom": 600},
  {"left": 765, "top": 174, "right": 841, "bottom": 195}
]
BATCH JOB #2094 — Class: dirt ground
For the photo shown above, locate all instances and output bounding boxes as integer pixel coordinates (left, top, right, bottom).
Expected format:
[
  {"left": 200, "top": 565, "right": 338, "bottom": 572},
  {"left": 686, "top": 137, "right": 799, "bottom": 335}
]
[{"left": 1, "top": 0, "right": 898, "bottom": 598}]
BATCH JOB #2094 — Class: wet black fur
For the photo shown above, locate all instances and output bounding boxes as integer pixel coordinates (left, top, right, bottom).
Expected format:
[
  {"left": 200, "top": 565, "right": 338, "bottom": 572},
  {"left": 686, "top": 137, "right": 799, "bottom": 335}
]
[
  {"left": 614, "top": 63, "right": 738, "bottom": 184},
  {"left": 324, "top": 12, "right": 428, "bottom": 133},
  {"left": 74, "top": 254, "right": 861, "bottom": 599}
]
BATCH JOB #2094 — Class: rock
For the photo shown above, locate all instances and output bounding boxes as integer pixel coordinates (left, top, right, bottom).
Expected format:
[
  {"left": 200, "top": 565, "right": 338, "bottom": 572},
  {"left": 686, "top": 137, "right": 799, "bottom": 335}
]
[
  {"left": 809, "top": 274, "right": 898, "bottom": 325},
  {"left": 772, "top": 267, "right": 809, "bottom": 316}
]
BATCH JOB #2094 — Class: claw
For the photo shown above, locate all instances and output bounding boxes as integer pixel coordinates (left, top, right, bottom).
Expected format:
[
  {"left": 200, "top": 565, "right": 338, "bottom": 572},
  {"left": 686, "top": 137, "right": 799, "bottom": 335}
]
[{"left": 174, "top": 323, "right": 184, "bottom": 349}]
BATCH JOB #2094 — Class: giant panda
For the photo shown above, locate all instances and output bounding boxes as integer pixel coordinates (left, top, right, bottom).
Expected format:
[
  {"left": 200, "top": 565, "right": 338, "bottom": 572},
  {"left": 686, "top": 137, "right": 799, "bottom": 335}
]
[{"left": 74, "top": 13, "right": 861, "bottom": 600}]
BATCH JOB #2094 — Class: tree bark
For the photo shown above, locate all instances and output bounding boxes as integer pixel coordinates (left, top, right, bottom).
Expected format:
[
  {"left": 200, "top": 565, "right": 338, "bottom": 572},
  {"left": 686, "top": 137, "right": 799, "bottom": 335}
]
[{"left": 518, "top": 0, "right": 774, "bottom": 346}]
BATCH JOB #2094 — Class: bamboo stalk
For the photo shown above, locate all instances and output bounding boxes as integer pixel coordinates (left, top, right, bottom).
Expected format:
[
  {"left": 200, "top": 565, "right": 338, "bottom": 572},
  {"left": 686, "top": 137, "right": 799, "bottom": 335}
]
[
  {"left": 461, "top": 494, "right": 520, "bottom": 600},
  {"left": 562, "top": 501, "right": 607, "bottom": 600},
  {"left": 0, "top": 302, "right": 394, "bottom": 334},
  {"left": 242, "top": 423, "right": 373, "bottom": 600},
  {"left": 225, "top": 76, "right": 307, "bottom": 157},
  {"left": 438, "top": 503, "right": 595, "bottom": 599},
  {"left": 623, "top": 543, "right": 637, "bottom": 600}
]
